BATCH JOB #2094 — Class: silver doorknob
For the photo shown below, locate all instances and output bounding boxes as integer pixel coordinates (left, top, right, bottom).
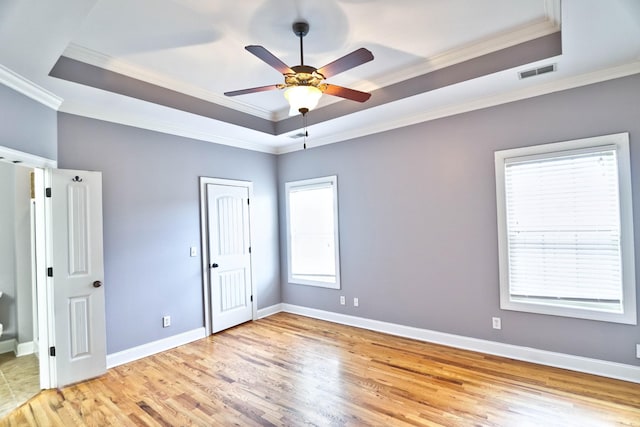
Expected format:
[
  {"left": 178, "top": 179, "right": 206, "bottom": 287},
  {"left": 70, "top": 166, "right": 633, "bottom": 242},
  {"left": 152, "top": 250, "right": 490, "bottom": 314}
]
[
  {"left": 93, "top": 280, "right": 103, "bottom": 288},
  {"left": 210, "top": 263, "right": 219, "bottom": 268}
]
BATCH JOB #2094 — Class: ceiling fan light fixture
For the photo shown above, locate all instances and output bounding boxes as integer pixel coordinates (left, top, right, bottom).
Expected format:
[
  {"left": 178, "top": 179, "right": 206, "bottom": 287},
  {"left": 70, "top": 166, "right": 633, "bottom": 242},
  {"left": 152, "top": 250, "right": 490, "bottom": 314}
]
[{"left": 284, "top": 85, "right": 322, "bottom": 116}]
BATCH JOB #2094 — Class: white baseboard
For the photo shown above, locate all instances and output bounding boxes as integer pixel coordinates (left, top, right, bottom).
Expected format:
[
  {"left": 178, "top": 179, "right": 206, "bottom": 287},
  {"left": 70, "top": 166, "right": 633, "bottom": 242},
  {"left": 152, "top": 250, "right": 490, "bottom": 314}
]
[
  {"left": 15, "top": 341, "right": 35, "bottom": 357},
  {"left": 0, "top": 339, "right": 33, "bottom": 356},
  {"left": 257, "top": 303, "right": 283, "bottom": 319},
  {"left": 274, "top": 304, "right": 640, "bottom": 384},
  {"left": 0, "top": 339, "right": 16, "bottom": 355},
  {"left": 106, "top": 327, "right": 206, "bottom": 369}
]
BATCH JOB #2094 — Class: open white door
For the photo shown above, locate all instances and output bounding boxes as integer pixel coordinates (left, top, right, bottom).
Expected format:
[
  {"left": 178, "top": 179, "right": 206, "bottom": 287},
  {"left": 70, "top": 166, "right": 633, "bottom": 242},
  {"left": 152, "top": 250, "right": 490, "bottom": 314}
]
[
  {"left": 207, "top": 183, "right": 254, "bottom": 333},
  {"left": 49, "top": 169, "right": 106, "bottom": 387}
]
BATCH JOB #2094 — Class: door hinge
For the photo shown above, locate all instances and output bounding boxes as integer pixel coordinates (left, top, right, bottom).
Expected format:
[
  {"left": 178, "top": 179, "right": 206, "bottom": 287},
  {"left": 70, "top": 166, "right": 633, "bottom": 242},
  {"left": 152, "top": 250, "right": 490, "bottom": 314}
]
[
  {"left": 49, "top": 346, "right": 56, "bottom": 357},
  {"left": 45, "top": 187, "right": 52, "bottom": 198},
  {"left": 247, "top": 198, "right": 250, "bottom": 205},
  {"left": 248, "top": 246, "right": 251, "bottom": 254},
  {"left": 250, "top": 295, "right": 253, "bottom": 302},
  {"left": 47, "top": 267, "right": 53, "bottom": 277}
]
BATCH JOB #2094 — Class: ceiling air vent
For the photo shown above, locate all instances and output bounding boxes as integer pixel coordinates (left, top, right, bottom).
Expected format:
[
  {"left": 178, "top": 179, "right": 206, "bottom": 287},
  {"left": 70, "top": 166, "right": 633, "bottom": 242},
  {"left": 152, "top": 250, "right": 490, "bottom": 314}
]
[
  {"left": 289, "top": 132, "right": 307, "bottom": 139},
  {"left": 518, "top": 63, "right": 557, "bottom": 79}
]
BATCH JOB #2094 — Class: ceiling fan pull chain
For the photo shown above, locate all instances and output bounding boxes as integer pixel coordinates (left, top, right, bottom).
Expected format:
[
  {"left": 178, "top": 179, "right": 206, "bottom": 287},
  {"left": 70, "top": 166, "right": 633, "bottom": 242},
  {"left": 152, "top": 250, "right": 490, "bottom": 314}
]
[{"left": 300, "top": 108, "right": 309, "bottom": 149}]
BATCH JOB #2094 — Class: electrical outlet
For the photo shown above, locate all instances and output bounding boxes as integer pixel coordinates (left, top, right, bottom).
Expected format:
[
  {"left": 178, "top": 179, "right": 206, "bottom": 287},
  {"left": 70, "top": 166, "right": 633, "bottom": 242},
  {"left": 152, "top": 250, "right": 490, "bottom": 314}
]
[
  {"left": 190, "top": 246, "right": 197, "bottom": 257},
  {"left": 163, "top": 315, "right": 171, "bottom": 328},
  {"left": 492, "top": 317, "right": 501, "bottom": 330},
  {"left": 636, "top": 344, "right": 640, "bottom": 359},
  {"left": 340, "top": 296, "right": 346, "bottom": 305},
  {"left": 353, "top": 297, "right": 359, "bottom": 307}
]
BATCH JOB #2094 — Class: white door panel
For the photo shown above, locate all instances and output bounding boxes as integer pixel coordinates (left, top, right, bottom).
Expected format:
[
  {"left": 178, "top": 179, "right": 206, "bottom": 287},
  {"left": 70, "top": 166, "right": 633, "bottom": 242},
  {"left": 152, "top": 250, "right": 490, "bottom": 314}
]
[
  {"left": 207, "top": 184, "right": 253, "bottom": 333},
  {"left": 51, "top": 169, "right": 106, "bottom": 386}
]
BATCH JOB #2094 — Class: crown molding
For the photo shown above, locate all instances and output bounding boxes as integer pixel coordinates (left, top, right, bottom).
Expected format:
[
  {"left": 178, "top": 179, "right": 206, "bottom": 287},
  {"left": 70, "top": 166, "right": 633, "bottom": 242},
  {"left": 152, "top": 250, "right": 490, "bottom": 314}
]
[
  {"left": 0, "top": 145, "right": 57, "bottom": 167},
  {"left": 0, "top": 64, "right": 63, "bottom": 110},
  {"left": 277, "top": 61, "right": 640, "bottom": 154},
  {"left": 59, "top": 100, "right": 279, "bottom": 154},
  {"left": 62, "top": 43, "right": 277, "bottom": 121},
  {"left": 57, "top": 59, "right": 640, "bottom": 156},
  {"left": 366, "top": 19, "right": 560, "bottom": 94},
  {"left": 271, "top": 17, "right": 562, "bottom": 122},
  {"left": 64, "top": 13, "right": 561, "bottom": 126},
  {"left": 59, "top": 60, "right": 640, "bottom": 156}
]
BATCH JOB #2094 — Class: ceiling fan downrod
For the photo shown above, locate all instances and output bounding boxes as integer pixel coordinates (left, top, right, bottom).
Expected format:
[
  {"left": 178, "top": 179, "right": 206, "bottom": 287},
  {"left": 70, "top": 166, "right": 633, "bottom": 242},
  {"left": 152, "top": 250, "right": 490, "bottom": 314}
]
[{"left": 292, "top": 21, "right": 309, "bottom": 66}]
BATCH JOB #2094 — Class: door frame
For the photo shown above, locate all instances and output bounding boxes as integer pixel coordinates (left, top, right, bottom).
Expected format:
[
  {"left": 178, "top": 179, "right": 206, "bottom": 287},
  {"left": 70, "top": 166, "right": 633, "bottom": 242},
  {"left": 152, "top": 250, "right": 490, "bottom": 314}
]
[
  {"left": 0, "top": 145, "right": 56, "bottom": 389},
  {"left": 199, "top": 177, "right": 256, "bottom": 335}
]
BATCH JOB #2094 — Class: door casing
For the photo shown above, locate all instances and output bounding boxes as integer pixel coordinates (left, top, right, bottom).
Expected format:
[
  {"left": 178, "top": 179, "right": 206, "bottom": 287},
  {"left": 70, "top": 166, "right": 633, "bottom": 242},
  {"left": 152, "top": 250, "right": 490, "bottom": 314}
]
[
  {"left": 199, "top": 177, "right": 257, "bottom": 335},
  {"left": 0, "top": 145, "right": 56, "bottom": 389}
]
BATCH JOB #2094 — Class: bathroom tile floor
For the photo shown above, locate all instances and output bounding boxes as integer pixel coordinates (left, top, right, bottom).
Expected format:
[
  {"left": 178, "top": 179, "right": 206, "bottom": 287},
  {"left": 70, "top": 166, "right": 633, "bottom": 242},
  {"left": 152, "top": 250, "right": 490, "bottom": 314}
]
[{"left": 0, "top": 353, "right": 40, "bottom": 420}]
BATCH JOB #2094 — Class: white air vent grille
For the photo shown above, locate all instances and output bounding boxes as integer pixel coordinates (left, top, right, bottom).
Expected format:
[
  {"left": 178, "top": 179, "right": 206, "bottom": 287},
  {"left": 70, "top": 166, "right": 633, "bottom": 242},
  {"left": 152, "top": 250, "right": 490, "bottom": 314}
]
[{"left": 518, "top": 63, "right": 557, "bottom": 79}]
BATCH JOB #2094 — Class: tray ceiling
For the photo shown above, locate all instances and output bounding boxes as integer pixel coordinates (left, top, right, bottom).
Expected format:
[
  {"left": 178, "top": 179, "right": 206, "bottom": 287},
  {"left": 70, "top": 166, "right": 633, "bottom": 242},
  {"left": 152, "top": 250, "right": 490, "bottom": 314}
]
[{"left": 1, "top": 0, "right": 639, "bottom": 153}]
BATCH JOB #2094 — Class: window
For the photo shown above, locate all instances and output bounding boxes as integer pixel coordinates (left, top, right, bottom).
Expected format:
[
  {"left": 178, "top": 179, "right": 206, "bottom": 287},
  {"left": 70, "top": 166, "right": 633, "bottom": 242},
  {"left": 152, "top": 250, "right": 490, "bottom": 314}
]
[
  {"left": 285, "top": 176, "right": 341, "bottom": 289},
  {"left": 495, "top": 133, "right": 636, "bottom": 324}
]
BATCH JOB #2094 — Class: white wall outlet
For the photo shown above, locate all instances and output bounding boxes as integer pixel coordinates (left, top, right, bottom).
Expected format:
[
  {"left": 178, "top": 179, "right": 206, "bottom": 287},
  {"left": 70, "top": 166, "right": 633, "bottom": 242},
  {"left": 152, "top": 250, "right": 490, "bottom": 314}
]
[
  {"left": 163, "top": 315, "right": 171, "bottom": 328},
  {"left": 190, "top": 246, "right": 197, "bottom": 257},
  {"left": 340, "top": 295, "right": 346, "bottom": 305},
  {"left": 492, "top": 317, "right": 501, "bottom": 330},
  {"left": 353, "top": 297, "right": 359, "bottom": 307},
  {"left": 636, "top": 344, "right": 640, "bottom": 359}
]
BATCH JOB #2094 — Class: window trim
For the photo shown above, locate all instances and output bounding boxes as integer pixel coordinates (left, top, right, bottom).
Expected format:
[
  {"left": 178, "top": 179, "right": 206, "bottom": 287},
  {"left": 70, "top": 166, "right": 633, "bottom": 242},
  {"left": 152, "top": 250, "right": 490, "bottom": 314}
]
[
  {"left": 495, "top": 133, "right": 636, "bottom": 324},
  {"left": 285, "top": 175, "right": 341, "bottom": 289}
]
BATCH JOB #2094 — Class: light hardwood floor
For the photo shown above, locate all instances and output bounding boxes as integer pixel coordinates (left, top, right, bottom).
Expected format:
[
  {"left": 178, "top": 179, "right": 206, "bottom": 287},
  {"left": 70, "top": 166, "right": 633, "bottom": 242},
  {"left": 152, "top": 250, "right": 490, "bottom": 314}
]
[{"left": 3, "top": 313, "right": 640, "bottom": 426}]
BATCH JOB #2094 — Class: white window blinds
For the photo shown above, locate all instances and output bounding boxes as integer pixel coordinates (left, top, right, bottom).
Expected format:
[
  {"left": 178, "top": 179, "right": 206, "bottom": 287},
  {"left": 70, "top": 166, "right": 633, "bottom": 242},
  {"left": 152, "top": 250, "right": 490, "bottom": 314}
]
[
  {"left": 496, "top": 134, "right": 636, "bottom": 324},
  {"left": 504, "top": 146, "right": 623, "bottom": 308}
]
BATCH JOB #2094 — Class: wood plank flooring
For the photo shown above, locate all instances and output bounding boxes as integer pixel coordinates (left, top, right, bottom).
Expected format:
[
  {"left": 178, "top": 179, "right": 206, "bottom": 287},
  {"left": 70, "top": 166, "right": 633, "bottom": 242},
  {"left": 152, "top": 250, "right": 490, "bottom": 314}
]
[{"left": 2, "top": 312, "right": 639, "bottom": 426}]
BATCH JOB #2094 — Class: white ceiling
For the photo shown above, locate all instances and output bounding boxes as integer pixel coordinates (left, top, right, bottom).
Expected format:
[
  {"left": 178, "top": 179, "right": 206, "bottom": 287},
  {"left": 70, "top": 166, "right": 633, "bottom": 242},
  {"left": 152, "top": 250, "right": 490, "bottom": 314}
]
[{"left": 1, "top": 0, "right": 639, "bottom": 154}]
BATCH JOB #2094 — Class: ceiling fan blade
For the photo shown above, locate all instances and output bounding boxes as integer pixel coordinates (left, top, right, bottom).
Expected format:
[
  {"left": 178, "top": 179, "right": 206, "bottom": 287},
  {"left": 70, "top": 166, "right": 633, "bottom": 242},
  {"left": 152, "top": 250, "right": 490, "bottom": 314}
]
[
  {"left": 317, "top": 48, "right": 374, "bottom": 78},
  {"left": 323, "top": 84, "right": 371, "bottom": 102},
  {"left": 245, "top": 45, "right": 294, "bottom": 74},
  {"left": 224, "top": 84, "right": 280, "bottom": 97}
]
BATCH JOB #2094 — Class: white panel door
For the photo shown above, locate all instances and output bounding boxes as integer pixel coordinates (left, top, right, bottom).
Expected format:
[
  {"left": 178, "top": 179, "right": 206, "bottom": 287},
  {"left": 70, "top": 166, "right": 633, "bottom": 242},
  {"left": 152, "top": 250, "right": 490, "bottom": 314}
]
[
  {"left": 51, "top": 169, "right": 106, "bottom": 387},
  {"left": 207, "top": 184, "right": 253, "bottom": 333}
]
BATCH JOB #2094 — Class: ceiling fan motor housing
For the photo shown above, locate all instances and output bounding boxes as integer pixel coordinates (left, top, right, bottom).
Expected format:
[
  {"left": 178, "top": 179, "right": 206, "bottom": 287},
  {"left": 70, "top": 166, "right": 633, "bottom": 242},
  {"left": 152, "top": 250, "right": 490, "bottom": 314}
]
[
  {"left": 292, "top": 21, "right": 309, "bottom": 37},
  {"left": 280, "top": 65, "right": 326, "bottom": 90}
]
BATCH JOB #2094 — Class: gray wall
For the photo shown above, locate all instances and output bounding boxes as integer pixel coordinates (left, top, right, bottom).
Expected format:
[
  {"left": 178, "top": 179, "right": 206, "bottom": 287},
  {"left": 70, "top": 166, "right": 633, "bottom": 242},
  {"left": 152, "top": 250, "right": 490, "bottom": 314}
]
[
  {"left": 14, "top": 164, "right": 33, "bottom": 343},
  {"left": 0, "top": 84, "right": 57, "bottom": 160},
  {"left": 57, "top": 114, "right": 280, "bottom": 354},
  {"left": 3, "top": 70, "right": 640, "bottom": 367},
  {"left": 0, "top": 162, "right": 33, "bottom": 343},
  {"left": 0, "top": 162, "right": 17, "bottom": 341},
  {"left": 277, "top": 73, "right": 640, "bottom": 366}
]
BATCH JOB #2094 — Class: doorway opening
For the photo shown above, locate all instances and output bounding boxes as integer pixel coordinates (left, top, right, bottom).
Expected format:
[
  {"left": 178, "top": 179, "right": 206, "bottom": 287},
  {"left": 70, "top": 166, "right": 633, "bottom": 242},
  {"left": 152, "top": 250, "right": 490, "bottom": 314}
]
[{"left": 0, "top": 146, "right": 55, "bottom": 416}]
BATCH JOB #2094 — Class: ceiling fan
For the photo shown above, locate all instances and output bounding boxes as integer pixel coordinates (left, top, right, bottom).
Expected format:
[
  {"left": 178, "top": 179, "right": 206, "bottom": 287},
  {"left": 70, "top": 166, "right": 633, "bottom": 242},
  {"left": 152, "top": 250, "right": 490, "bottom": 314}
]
[{"left": 224, "top": 21, "right": 374, "bottom": 116}]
